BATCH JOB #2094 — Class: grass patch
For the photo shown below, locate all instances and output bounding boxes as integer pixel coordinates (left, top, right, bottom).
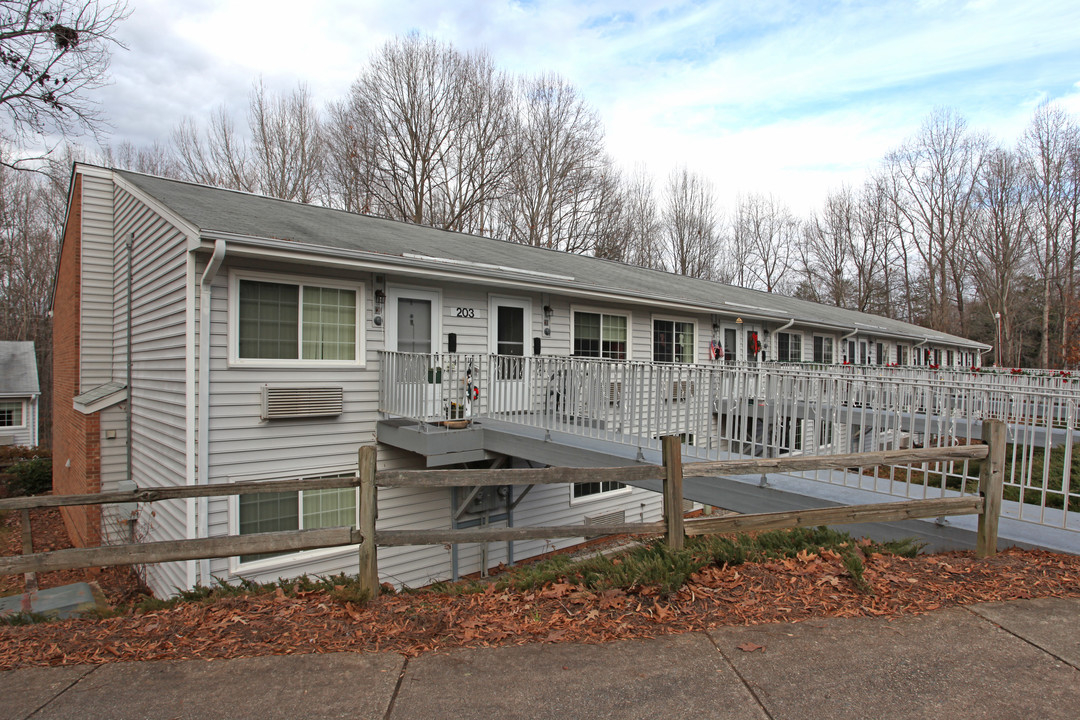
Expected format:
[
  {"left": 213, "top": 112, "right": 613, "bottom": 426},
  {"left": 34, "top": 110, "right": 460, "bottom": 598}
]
[
  {"left": 1, "top": 611, "right": 51, "bottom": 626},
  {"left": 134, "top": 572, "right": 372, "bottom": 613},
  {"left": 431, "top": 527, "right": 922, "bottom": 598}
]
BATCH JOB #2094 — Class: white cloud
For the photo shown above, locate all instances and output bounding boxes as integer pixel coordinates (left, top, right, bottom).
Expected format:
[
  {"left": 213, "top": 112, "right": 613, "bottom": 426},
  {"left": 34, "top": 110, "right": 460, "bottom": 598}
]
[{"left": 85, "top": 0, "right": 1080, "bottom": 213}]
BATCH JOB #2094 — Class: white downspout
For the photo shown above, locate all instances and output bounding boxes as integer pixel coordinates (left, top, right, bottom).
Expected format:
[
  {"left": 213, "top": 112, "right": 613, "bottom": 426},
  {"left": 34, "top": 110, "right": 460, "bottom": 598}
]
[
  {"left": 913, "top": 337, "right": 929, "bottom": 365},
  {"left": 197, "top": 240, "right": 226, "bottom": 584},
  {"left": 773, "top": 318, "right": 795, "bottom": 362}
]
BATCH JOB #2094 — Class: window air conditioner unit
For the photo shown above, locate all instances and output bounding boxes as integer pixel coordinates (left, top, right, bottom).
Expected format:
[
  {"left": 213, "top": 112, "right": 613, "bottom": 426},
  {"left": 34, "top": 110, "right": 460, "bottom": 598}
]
[{"left": 261, "top": 386, "right": 344, "bottom": 420}]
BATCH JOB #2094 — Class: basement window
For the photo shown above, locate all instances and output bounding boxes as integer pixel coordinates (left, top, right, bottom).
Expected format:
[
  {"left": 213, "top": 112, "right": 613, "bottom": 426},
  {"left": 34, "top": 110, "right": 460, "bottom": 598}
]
[
  {"left": 232, "top": 470, "right": 358, "bottom": 568},
  {"left": 572, "top": 480, "right": 627, "bottom": 500}
]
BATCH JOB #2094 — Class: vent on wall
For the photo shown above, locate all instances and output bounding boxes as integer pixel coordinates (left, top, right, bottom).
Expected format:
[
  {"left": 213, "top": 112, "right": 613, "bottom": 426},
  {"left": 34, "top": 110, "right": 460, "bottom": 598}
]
[
  {"left": 261, "top": 386, "right": 344, "bottom": 420},
  {"left": 584, "top": 509, "right": 625, "bottom": 538}
]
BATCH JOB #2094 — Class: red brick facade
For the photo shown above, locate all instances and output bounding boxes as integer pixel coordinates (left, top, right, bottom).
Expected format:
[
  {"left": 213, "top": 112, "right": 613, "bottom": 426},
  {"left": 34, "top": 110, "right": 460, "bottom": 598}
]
[{"left": 52, "top": 175, "right": 102, "bottom": 547}]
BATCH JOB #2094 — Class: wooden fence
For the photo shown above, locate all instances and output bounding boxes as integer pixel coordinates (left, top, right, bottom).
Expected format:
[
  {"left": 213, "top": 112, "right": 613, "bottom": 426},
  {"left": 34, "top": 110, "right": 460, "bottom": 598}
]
[{"left": 0, "top": 421, "right": 1006, "bottom": 599}]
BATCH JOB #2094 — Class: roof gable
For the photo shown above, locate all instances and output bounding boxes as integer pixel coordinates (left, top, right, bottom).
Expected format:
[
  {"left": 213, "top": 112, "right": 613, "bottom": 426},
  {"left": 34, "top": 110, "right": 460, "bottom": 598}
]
[{"left": 0, "top": 341, "right": 40, "bottom": 395}]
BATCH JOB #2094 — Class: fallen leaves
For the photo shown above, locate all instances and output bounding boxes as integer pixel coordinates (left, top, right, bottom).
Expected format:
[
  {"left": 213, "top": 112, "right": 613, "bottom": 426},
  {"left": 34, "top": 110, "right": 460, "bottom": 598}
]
[
  {"left": 1, "top": 543, "right": 1079, "bottom": 671},
  {"left": 736, "top": 642, "right": 765, "bottom": 653}
]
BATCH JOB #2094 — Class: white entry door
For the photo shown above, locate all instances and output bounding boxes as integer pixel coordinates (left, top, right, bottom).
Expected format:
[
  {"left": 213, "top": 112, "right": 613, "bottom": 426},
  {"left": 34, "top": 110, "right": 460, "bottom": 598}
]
[
  {"left": 387, "top": 287, "right": 442, "bottom": 418},
  {"left": 489, "top": 295, "right": 532, "bottom": 413}
]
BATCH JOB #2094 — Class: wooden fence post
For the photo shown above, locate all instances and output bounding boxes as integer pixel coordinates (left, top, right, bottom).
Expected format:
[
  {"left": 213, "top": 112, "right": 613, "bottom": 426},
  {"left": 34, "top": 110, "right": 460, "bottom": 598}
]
[
  {"left": 977, "top": 419, "right": 1005, "bottom": 558},
  {"left": 358, "top": 445, "right": 379, "bottom": 598},
  {"left": 21, "top": 508, "right": 37, "bottom": 612},
  {"left": 661, "top": 435, "right": 684, "bottom": 551}
]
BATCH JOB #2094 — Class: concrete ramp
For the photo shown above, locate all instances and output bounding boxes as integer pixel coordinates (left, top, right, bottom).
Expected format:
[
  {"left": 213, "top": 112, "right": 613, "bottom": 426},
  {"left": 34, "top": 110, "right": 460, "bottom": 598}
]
[{"left": 378, "top": 416, "right": 1079, "bottom": 555}]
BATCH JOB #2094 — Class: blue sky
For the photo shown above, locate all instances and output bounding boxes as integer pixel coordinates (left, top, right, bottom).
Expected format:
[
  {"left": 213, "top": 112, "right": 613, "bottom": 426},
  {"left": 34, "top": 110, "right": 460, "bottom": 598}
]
[{"left": 95, "top": 0, "right": 1080, "bottom": 212}]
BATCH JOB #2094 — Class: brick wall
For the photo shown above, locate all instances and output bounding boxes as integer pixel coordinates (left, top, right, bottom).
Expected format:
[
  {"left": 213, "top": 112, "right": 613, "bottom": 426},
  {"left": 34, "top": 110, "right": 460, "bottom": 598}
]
[{"left": 52, "top": 174, "right": 102, "bottom": 547}]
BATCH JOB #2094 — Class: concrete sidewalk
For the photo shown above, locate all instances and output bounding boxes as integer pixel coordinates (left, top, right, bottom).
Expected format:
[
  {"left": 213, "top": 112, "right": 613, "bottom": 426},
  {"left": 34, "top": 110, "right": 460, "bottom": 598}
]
[{"left": 4, "top": 597, "right": 1078, "bottom": 720}]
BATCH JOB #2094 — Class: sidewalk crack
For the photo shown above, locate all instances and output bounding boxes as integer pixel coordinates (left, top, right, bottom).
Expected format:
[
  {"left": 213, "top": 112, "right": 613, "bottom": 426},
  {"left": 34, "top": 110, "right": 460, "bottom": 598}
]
[
  {"left": 963, "top": 605, "right": 1080, "bottom": 671},
  {"left": 26, "top": 663, "right": 102, "bottom": 719},
  {"left": 382, "top": 655, "right": 409, "bottom": 720},
  {"left": 705, "top": 632, "right": 775, "bottom": 720}
]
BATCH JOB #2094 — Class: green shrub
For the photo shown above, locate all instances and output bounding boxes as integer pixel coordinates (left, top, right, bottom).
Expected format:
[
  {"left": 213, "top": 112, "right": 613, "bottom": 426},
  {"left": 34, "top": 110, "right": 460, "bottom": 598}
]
[{"left": 5, "top": 456, "right": 51, "bottom": 496}]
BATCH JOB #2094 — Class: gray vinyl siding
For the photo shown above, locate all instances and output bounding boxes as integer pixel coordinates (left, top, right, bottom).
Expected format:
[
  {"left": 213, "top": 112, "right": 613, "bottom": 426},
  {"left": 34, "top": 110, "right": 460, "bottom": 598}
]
[
  {"left": 112, "top": 187, "right": 191, "bottom": 596},
  {"left": 79, "top": 174, "right": 117, "bottom": 390},
  {"left": 204, "top": 259, "right": 378, "bottom": 584},
  {"left": 200, "top": 270, "right": 667, "bottom": 590},
  {"left": 99, "top": 406, "right": 130, "bottom": 544}
]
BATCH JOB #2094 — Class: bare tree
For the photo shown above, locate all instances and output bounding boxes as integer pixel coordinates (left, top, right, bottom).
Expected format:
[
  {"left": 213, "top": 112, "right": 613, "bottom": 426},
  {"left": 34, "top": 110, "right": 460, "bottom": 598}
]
[
  {"left": 249, "top": 80, "right": 324, "bottom": 204},
  {"left": 733, "top": 192, "right": 797, "bottom": 293},
  {"left": 879, "top": 167, "right": 922, "bottom": 323},
  {"left": 173, "top": 81, "right": 327, "bottom": 203},
  {"left": 851, "top": 179, "right": 896, "bottom": 316},
  {"left": 884, "top": 109, "right": 985, "bottom": 334},
  {"left": 322, "top": 95, "right": 377, "bottom": 214},
  {"left": 433, "top": 49, "right": 517, "bottom": 234},
  {"left": 1021, "top": 102, "right": 1079, "bottom": 367},
  {"left": 0, "top": 152, "right": 56, "bottom": 440},
  {"left": 662, "top": 166, "right": 719, "bottom": 279},
  {"left": 619, "top": 166, "right": 664, "bottom": 270},
  {"left": 497, "top": 73, "right": 607, "bottom": 253},
  {"left": 173, "top": 107, "right": 254, "bottom": 191},
  {"left": 100, "top": 139, "right": 178, "bottom": 177},
  {"left": 344, "top": 34, "right": 515, "bottom": 232},
  {"left": 0, "top": 0, "right": 130, "bottom": 163},
  {"left": 800, "top": 186, "right": 853, "bottom": 307},
  {"left": 970, "top": 146, "right": 1031, "bottom": 366},
  {"left": 1063, "top": 139, "right": 1080, "bottom": 367},
  {"left": 355, "top": 34, "right": 460, "bottom": 225}
]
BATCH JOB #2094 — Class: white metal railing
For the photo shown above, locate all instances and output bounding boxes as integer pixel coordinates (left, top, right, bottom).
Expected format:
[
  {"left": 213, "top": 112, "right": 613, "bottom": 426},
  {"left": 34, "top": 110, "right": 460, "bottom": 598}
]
[{"left": 378, "top": 352, "right": 1080, "bottom": 535}]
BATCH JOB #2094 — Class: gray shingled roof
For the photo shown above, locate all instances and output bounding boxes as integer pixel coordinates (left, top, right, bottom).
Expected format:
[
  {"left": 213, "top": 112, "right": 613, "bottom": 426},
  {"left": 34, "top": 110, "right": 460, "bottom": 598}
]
[
  {"left": 115, "top": 169, "right": 988, "bottom": 350},
  {"left": 0, "top": 341, "right": 39, "bottom": 395}
]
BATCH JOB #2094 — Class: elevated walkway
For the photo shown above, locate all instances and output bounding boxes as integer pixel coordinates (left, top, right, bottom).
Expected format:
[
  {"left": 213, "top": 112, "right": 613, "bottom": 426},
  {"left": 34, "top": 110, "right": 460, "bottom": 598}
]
[{"left": 377, "top": 416, "right": 1080, "bottom": 555}]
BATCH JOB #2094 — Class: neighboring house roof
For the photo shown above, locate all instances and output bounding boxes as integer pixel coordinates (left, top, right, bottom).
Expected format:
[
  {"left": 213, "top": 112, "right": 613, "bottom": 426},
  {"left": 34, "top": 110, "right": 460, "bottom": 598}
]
[
  {"left": 111, "top": 167, "right": 989, "bottom": 350},
  {"left": 0, "top": 341, "right": 40, "bottom": 396}
]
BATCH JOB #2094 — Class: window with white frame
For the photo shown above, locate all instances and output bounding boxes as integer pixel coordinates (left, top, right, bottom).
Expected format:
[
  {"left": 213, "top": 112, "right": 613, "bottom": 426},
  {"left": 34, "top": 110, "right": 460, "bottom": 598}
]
[
  {"left": 813, "top": 336, "right": 834, "bottom": 364},
  {"left": 777, "top": 332, "right": 802, "bottom": 363},
  {"left": 232, "top": 272, "right": 363, "bottom": 364},
  {"left": 0, "top": 400, "right": 24, "bottom": 427},
  {"left": 653, "top": 318, "right": 695, "bottom": 363},
  {"left": 573, "top": 310, "right": 628, "bottom": 360},
  {"left": 237, "top": 476, "right": 356, "bottom": 564}
]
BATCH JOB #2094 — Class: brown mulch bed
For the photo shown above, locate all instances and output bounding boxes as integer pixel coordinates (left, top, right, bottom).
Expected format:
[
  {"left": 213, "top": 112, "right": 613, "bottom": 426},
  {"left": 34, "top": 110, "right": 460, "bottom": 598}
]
[{"left": 2, "top": 509, "right": 1079, "bottom": 671}]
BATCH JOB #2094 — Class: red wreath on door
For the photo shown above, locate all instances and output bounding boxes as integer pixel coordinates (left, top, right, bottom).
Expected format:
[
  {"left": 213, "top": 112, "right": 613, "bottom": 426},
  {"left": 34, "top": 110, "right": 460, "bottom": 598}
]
[{"left": 749, "top": 332, "right": 761, "bottom": 355}]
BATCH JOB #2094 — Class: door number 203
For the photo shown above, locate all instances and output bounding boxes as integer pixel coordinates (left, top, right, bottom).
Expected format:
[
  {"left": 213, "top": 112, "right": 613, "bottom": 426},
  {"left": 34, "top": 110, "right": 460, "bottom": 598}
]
[{"left": 455, "top": 307, "right": 476, "bottom": 318}]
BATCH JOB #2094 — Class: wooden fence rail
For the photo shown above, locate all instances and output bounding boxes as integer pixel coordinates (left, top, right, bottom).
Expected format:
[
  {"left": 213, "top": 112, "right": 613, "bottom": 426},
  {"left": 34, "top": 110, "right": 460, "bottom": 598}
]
[{"left": 0, "top": 422, "right": 1005, "bottom": 601}]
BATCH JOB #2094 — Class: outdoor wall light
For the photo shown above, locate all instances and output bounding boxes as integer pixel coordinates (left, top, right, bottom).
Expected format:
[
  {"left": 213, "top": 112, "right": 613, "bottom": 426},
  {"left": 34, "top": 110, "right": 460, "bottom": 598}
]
[{"left": 373, "top": 287, "right": 386, "bottom": 327}]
